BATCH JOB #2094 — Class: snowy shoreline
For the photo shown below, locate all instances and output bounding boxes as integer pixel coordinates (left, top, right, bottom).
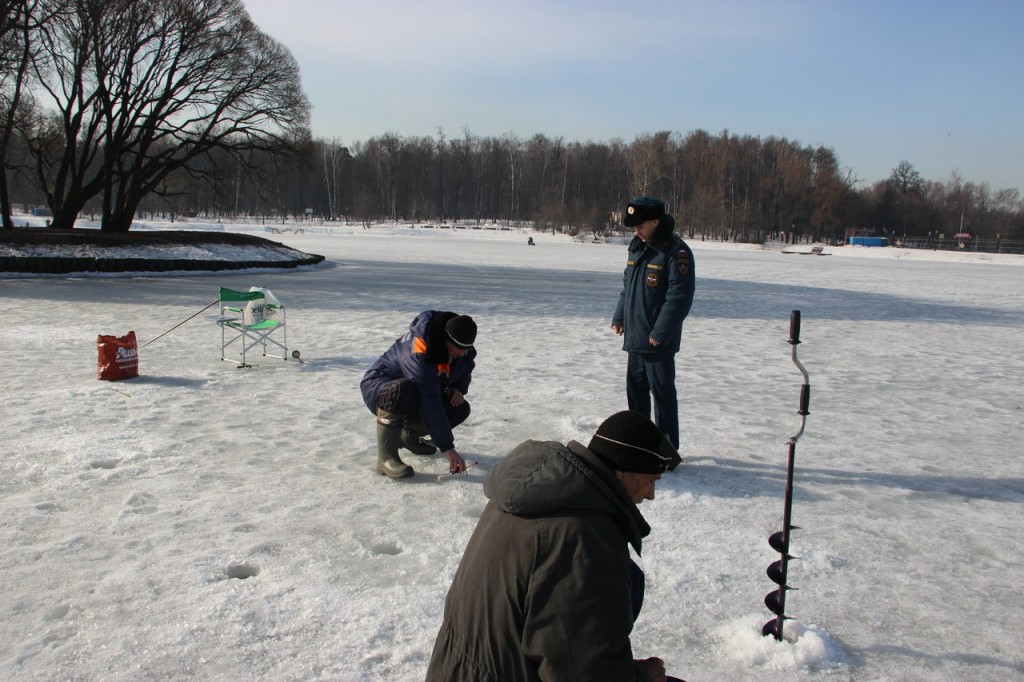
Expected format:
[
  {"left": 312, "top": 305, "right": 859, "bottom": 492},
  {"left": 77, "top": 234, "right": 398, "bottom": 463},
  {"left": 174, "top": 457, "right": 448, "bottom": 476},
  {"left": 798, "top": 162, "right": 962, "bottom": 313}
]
[{"left": 3, "top": 214, "right": 1023, "bottom": 268}]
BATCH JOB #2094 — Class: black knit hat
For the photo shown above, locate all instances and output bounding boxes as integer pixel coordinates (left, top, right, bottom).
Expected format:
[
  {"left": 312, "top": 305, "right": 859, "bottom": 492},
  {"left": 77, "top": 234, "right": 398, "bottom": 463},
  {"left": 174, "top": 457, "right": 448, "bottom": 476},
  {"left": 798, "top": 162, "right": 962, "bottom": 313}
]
[
  {"left": 446, "top": 314, "right": 477, "bottom": 349},
  {"left": 588, "top": 410, "right": 681, "bottom": 474},
  {"left": 623, "top": 197, "right": 666, "bottom": 227}
]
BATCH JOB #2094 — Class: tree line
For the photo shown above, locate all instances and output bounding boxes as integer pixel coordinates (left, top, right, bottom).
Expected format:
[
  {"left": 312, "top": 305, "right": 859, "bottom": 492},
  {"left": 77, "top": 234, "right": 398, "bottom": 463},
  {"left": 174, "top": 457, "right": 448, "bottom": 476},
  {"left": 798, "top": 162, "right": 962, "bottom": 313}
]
[
  {"left": 3, "top": 0, "right": 1022, "bottom": 240},
  {"left": 149, "top": 131, "right": 1024, "bottom": 243}
]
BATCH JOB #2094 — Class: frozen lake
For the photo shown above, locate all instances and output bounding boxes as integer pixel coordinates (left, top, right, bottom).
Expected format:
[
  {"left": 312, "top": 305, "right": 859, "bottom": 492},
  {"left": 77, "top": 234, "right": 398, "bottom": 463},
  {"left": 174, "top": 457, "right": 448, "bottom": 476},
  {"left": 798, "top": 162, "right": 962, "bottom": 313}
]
[{"left": 2, "top": 226, "right": 1023, "bottom": 680}]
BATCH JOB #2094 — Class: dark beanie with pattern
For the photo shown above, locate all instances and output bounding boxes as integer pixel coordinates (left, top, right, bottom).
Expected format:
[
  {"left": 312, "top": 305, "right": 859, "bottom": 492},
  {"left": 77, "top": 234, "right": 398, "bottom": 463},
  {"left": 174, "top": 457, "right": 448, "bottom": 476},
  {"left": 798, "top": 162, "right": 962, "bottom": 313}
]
[
  {"left": 588, "top": 410, "right": 681, "bottom": 474},
  {"left": 446, "top": 314, "right": 477, "bottom": 349}
]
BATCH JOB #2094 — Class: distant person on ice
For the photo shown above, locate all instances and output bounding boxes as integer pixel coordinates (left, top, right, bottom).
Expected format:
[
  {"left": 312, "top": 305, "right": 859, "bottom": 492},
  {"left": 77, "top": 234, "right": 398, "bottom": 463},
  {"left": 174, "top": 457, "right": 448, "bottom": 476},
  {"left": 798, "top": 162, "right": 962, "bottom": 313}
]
[
  {"left": 611, "top": 197, "right": 695, "bottom": 450},
  {"left": 427, "top": 410, "right": 686, "bottom": 682},
  {"left": 360, "top": 311, "right": 477, "bottom": 479}
]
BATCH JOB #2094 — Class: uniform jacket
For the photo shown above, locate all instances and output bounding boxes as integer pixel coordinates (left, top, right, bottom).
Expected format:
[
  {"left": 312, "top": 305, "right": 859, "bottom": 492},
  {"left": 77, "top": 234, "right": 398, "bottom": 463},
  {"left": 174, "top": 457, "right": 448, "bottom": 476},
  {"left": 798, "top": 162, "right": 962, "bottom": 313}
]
[
  {"left": 613, "top": 214, "right": 695, "bottom": 354},
  {"left": 426, "top": 439, "right": 654, "bottom": 682},
  {"left": 360, "top": 310, "right": 475, "bottom": 452}
]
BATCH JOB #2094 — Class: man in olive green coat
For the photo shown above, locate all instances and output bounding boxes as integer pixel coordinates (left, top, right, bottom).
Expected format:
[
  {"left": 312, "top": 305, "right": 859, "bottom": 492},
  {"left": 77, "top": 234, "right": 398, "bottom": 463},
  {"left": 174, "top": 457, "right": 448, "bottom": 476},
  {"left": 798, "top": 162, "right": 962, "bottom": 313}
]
[{"left": 427, "top": 411, "right": 685, "bottom": 682}]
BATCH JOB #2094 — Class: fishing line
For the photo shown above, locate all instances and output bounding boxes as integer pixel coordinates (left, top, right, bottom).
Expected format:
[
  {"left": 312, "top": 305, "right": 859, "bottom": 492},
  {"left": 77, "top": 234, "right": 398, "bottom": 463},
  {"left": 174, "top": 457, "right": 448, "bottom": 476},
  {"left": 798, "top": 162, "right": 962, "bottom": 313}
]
[{"left": 139, "top": 299, "right": 218, "bottom": 349}]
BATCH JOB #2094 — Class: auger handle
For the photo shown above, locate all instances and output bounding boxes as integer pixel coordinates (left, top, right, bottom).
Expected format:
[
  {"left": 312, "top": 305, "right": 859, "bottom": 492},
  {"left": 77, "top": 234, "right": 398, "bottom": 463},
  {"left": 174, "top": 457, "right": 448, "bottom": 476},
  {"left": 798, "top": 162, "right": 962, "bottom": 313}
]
[{"left": 788, "top": 310, "right": 810, "bottom": 438}]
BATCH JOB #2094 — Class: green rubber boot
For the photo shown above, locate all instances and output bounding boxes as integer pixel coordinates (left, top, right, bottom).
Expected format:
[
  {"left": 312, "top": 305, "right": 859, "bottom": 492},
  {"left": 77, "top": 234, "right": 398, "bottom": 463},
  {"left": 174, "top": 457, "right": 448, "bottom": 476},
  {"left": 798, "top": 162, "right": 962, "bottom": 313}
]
[{"left": 375, "top": 410, "right": 414, "bottom": 479}]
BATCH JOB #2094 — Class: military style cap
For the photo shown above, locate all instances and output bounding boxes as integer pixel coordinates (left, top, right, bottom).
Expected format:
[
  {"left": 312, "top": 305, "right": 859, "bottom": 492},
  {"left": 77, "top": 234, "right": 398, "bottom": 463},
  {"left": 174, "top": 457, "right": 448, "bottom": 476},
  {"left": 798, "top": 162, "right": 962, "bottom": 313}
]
[{"left": 623, "top": 197, "right": 666, "bottom": 227}]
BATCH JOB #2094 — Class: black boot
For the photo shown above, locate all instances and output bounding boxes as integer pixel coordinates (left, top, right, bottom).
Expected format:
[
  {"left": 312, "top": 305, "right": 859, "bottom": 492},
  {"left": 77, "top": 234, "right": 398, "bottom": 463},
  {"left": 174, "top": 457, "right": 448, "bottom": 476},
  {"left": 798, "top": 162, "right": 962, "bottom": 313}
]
[
  {"left": 401, "top": 417, "right": 437, "bottom": 456},
  {"left": 376, "top": 409, "right": 413, "bottom": 479}
]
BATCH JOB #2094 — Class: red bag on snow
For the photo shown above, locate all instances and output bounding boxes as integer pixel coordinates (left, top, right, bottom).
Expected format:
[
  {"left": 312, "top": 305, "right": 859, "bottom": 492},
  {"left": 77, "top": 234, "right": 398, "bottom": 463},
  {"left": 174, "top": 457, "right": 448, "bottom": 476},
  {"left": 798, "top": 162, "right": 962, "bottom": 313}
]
[{"left": 97, "top": 331, "right": 139, "bottom": 381}]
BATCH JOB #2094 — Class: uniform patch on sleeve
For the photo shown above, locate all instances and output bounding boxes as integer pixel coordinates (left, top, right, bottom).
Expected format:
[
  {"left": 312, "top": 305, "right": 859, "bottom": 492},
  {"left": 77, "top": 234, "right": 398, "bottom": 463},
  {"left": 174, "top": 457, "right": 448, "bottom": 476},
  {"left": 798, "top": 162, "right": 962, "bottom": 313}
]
[{"left": 676, "top": 251, "right": 690, "bottom": 276}]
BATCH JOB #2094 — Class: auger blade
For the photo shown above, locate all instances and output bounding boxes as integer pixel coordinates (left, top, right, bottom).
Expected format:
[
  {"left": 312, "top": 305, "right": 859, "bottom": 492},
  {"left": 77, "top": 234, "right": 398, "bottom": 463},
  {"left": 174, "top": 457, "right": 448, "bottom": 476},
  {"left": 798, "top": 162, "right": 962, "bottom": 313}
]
[
  {"left": 767, "top": 559, "right": 786, "bottom": 585},
  {"left": 769, "top": 528, "right": 803, "bottom": 552},
  {"left": 763, "top": 615, "right": 792, "bottom": 639},
  {"left": 764, "top": 589, "right": 783, "bottom": 614}
]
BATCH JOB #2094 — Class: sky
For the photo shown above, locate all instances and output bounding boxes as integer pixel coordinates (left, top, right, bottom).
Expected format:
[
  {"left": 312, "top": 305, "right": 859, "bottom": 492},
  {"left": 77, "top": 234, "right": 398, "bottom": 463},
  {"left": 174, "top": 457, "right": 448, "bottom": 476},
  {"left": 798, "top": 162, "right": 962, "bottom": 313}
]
[
  {"left": 239, "top": 0, "right": 1024, "bottom": 195},
  {"left": 2, "top": 219, "right": 1023, "bottom": 680}
]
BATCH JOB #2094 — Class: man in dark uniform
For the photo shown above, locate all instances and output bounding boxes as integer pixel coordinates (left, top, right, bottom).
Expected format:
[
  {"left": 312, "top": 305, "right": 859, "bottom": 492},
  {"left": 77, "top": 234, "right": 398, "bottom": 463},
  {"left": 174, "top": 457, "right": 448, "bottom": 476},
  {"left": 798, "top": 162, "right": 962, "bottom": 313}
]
[
  {"left": 360, "top": 311, "right": 477, "bottom": 479},
  {"left": 612, "top": 197, "right": 695, "bottom": 450}
]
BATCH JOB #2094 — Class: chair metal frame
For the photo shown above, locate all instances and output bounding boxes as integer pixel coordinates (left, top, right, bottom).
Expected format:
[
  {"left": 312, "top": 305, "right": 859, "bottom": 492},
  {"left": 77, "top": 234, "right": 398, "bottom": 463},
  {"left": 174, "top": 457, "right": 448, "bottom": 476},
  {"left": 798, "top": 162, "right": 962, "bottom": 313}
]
[{"left": 217, "top": 287, "right": 287, "bottom": 367}]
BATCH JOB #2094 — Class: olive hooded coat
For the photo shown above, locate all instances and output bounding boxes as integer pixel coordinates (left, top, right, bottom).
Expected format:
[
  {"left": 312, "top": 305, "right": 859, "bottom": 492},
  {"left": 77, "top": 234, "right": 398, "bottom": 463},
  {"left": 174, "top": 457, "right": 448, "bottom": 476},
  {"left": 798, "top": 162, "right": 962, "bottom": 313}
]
[{"left": 426, "top": 439, "right": 655, "bottom": 682}]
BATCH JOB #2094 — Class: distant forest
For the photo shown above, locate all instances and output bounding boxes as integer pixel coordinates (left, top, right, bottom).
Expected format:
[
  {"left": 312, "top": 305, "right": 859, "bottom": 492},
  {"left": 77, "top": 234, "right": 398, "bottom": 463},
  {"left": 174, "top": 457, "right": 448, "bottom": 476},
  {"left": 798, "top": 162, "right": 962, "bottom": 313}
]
[
  {"left": 3, "top": 0, "right": 1022, "bottom": 241},
  {"left": 14, "top": 124, "right": 1024, "bottom": 244},
  {"left": 140, "top": 130, "right": 1020, "bottom": 244}
]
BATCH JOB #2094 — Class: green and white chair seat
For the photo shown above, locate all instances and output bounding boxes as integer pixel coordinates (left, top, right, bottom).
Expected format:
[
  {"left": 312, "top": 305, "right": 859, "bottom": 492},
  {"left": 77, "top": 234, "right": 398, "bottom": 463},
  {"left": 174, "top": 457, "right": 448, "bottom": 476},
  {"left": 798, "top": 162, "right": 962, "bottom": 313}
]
[{"left": 217, "top": 286, "right": 287, "bottom": 366}]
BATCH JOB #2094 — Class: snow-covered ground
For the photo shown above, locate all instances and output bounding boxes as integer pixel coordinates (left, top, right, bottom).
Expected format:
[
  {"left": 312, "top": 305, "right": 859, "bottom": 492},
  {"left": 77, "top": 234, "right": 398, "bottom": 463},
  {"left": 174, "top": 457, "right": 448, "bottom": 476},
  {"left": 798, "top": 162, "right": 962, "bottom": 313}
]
[{"left": 2, "top": 218, "right": 1023, "bottom": 681}]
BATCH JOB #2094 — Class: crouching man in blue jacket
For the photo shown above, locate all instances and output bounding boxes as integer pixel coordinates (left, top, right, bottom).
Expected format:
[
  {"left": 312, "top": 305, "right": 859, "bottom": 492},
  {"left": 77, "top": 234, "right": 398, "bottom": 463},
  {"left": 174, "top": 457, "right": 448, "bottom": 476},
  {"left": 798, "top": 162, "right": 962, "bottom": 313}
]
[{"left": 360, "top": 311, "right": 476, "bottom": 479}]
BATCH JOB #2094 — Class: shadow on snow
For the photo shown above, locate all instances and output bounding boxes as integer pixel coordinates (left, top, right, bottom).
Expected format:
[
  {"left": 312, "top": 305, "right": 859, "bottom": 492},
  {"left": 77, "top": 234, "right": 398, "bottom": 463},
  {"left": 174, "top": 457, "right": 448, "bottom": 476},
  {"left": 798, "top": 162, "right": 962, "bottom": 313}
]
[
  {"left": 678, "top": 455, "right": 1024, "bottom": 504},
  {"left": 6, "top": 259, "right": 1023, "bottom": 327}
]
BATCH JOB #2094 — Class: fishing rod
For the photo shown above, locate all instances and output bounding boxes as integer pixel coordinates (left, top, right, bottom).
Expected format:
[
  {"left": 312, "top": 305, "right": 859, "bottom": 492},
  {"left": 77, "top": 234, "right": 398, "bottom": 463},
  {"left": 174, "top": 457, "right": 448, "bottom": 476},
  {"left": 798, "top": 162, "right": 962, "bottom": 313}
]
[{"left": 139, "top": 300, "right": 218, "bottom": 349}]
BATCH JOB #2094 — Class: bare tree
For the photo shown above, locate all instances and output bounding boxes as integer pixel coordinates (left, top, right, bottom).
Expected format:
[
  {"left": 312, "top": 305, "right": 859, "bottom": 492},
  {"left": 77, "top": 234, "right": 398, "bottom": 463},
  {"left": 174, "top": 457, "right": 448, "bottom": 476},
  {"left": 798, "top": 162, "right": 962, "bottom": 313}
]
[
  {"left": 25, "top": 0, "right": 310, "bottom": 231},
  {"left": 0, "top": 0, "right": 45, "bottom": 228},
  {"left": 809, "top": 146, "right": 852, "bottom": 242},
  {"left": 319, "top": 138, "right": 350, "bottom": 219},
  {"left": 502, "top": 132, "right": 520, "bottom": 222},
  {"left": 624, "top": 131, "right": 673, "bottom": 198},
  {"left": 435, "top": 127, "right": 446, "bottom": 220},
  {"left": 889, "top": 160, "right": 923, "bottom": 195},
  {"left": 886, "top": 160, "right": 926, "bottom": 235}
]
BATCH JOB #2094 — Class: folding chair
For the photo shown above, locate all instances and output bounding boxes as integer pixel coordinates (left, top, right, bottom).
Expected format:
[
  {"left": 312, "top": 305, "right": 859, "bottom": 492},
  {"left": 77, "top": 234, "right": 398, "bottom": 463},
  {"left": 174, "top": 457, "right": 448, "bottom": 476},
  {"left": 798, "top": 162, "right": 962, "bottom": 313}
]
[{"left": 217, "top": 287, "right": 287, "bottom": 367}]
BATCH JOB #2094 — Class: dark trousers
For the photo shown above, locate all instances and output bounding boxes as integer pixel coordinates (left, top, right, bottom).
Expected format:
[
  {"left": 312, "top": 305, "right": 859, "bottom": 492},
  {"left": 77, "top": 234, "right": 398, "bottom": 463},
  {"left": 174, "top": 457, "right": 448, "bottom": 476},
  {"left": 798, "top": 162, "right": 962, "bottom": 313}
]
[
  {"left": 375, "top": 378, "right": 470, "bottom": 429},
  {"left": 626, "top": 352, "right": 678, "bottom": 449}
]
